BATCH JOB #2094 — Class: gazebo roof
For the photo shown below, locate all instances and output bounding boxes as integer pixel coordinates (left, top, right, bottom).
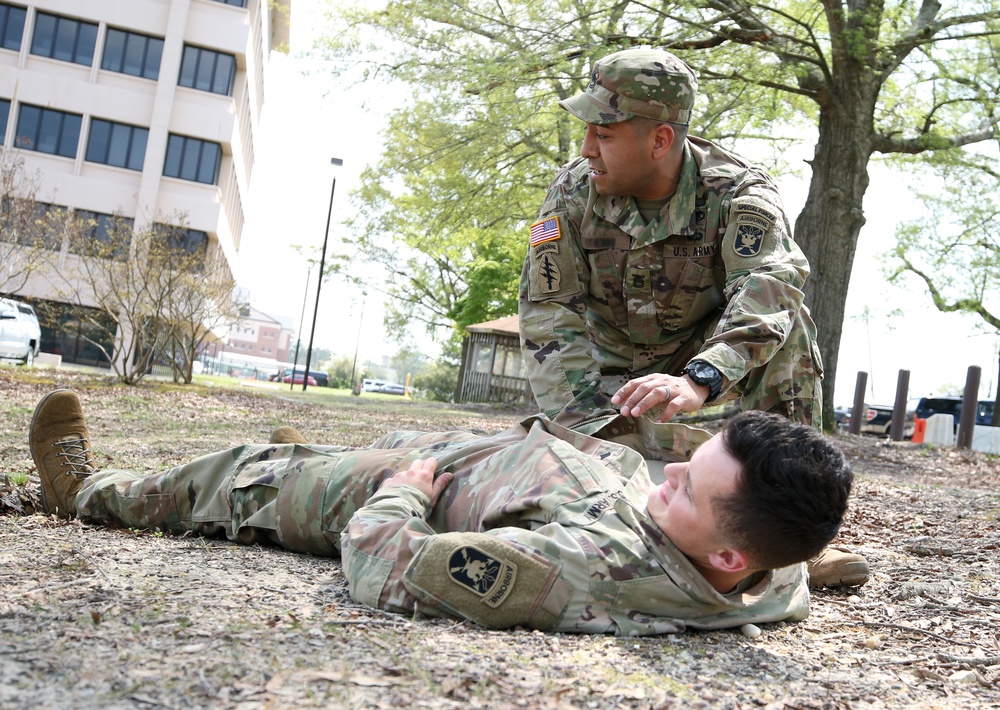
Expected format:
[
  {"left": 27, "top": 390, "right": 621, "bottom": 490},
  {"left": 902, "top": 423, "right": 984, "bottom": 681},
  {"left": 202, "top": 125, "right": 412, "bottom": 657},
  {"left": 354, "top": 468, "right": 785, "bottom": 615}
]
[{"left": 466, "top": 314, "right": 519, "bottom": 336}]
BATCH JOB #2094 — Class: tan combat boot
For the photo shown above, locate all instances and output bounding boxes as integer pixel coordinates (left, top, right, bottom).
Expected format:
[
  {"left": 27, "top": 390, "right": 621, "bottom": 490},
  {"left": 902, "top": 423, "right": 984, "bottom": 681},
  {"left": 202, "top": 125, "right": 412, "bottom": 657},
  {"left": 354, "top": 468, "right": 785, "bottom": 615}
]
[
  {"left": 807, "top": 546, "right": 870, "bottom": 589},
  {"left": 29, "top": 389, "right": 96, "bottom": 518},
  {"left": 269, "top": 426, "right": 307, "bottom": 444}
]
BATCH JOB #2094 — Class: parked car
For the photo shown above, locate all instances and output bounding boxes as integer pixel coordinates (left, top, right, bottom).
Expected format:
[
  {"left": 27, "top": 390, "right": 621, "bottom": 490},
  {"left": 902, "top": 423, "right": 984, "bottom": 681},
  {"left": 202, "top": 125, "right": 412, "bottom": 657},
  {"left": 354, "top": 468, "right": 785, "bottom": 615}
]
[
  {"left": 915, "top": 396, "right": 995, "bottom": 428},
  {"left": 361, "top": 378, "right": 388, "bottom": 392},
  {"left": 271, "top": 368, "right": 329, "bottom": 387},
  {"left": 0, "top": 297, "right": 41, "bottom": 366},
  {"left": 377, "top": 382, "right": 407, "bottom": 395},
  {"left": 282, "top": 373, "right": 318, "bottom": 386},
  {"left": 838, "top": 403, "right": 915, "bottom": 437}
]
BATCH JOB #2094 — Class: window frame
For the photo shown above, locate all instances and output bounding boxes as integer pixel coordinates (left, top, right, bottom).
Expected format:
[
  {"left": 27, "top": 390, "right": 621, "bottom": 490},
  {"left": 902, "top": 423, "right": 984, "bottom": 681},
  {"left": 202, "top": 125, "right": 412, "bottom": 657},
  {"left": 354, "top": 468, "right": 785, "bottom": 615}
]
[
  {"left": 178, "top": 44, "right": 236, "bottom": 96},
  {"left": 0, "top": 3, "right": 26, "bottom": 51},
  {"left": 15, "top": 104, "right": 83, "bottom": 158},
  {"left": 100, "top": 26, "right": 163, "bottom": 80},
  {"left": 0, "top": 98, "right": 9, "bottom": 145},
  {"left": 163, "top": 134, "right": 222, "bottom": 185},
  {"left": 85, "top": 118, "right": 149, "bottom": 171},
  {"left": 71, "top": 210, "right": 134, "bottom": 260},
  {"left": 29, "top": 11, "right": 98, "bottom": 66}
]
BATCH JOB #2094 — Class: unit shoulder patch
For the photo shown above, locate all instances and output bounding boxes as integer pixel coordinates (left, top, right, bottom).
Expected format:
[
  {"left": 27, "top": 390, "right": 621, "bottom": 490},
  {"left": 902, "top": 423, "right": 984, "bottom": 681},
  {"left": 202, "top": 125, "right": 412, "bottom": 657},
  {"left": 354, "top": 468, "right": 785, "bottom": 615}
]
[
  {"left": 403, "top": 532, "right": 567, "bottom": 630},
  {"left": 734, "top": 224, "right": 765, "bottom": 257},
  {"left": 731, "top": 196, "right": 778, "bottom": 259},
  {"left": 448, "top": 545, "right": 518, "bottom": 608}
]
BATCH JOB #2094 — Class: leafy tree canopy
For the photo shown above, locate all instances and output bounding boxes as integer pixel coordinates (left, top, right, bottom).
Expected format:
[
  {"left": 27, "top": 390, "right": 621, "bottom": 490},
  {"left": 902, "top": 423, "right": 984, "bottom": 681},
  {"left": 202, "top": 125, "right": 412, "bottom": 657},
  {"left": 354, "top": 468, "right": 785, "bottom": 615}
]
[
  {"left": 886, "top": 155, "right": 1000, "bottom": 423},
  {"left": 319, "top": 0, "right": 1000, "bottom": 425}
]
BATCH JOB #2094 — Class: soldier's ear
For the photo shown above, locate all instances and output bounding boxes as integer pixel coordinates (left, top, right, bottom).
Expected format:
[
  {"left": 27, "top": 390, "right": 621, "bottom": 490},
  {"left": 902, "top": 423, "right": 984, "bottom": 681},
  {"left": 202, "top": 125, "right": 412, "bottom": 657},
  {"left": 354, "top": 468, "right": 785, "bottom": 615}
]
[
  {"left": 650, "top": 123, "right": 676, "bottom": 159},
  {"left": 708, "top": 547, "right": 749, "bottom": 573}
]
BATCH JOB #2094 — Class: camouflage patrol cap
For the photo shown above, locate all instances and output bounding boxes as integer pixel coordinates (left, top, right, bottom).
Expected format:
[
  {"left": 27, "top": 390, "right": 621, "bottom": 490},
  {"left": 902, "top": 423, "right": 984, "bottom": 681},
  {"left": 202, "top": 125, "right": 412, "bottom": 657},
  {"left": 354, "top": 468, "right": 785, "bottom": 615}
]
[{"left": 560, "top": 48, "right": 698, "bottom": 126}]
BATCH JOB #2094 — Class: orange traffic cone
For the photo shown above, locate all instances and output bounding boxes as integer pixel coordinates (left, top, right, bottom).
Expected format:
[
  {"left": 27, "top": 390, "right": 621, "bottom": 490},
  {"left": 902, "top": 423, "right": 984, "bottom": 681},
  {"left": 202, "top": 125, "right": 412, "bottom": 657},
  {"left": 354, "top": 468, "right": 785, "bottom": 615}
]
[{"left": 912, "top": 416, "right": 926, "bottom": 444}]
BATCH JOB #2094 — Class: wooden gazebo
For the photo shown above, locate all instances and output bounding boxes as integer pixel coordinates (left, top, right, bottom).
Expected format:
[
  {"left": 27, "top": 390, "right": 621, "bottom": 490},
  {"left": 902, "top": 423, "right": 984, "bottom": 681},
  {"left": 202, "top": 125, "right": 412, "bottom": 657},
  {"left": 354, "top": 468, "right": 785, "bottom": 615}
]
[{"left": 456, "top": 315, "right": 533, "bottom": 405}]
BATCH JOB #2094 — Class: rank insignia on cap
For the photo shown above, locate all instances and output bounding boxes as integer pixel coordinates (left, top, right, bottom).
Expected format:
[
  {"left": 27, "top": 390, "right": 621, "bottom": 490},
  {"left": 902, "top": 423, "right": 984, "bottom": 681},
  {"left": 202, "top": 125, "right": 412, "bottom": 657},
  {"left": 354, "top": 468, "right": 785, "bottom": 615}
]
[
  {"left": 448, "top": 546, "right": 518, "bottom": 608},
  {"left": 529, "top": 216, "right": 562, "bottom": 247},
  {"left": 734, "top": 224, "right": 764, "bottom": 257}
]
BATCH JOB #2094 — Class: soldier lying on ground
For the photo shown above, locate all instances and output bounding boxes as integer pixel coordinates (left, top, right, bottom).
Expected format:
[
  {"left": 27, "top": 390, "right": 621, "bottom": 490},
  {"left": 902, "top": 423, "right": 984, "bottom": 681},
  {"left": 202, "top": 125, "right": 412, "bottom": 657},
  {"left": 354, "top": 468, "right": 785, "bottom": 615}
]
[{"left": 30, "top": 389, "right": 852, "bottom": 636}]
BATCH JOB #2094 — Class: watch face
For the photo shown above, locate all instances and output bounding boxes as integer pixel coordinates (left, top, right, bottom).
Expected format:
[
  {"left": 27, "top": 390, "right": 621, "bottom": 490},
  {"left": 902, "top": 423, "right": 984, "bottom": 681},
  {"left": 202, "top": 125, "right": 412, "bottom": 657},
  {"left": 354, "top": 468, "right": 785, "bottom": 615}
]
[
  {"left": 689, "top": 362, "right": 712, "bottom": 381},
  {"left": 686, "top": 362, "right": 721, "bottom": 398}
]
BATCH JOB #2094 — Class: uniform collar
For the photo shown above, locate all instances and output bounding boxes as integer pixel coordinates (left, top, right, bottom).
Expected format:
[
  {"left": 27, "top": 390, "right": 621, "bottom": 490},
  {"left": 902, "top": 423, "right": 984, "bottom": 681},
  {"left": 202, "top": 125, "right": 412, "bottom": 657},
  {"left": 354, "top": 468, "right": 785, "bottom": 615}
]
[{"left": 589, "top": 140, "right": 700, "bottom": 246}]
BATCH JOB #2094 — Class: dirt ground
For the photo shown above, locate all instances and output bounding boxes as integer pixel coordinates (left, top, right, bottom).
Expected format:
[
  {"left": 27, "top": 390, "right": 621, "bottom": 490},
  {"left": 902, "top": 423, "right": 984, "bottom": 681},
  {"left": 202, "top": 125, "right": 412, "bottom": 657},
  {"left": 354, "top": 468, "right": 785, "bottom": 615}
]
[{"left": 0, "top": 368, "right": 998, "bottom": 709}]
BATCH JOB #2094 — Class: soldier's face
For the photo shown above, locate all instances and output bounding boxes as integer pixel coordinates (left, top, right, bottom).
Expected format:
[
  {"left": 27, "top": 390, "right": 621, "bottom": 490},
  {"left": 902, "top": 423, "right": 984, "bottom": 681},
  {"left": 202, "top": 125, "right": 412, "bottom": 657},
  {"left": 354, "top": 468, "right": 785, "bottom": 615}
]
[
  {"left": 645, "top": 433, "right": 740, "bottom": 567},
  {"left": 579, "top": 121, "right": 661, "bottom": 198}
]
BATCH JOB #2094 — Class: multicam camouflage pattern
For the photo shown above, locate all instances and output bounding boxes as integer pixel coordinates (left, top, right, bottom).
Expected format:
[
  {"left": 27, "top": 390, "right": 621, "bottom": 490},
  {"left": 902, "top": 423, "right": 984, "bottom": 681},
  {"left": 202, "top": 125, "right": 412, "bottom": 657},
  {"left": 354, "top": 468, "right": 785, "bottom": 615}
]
[
  {"left": 73, "top": 415, "right": 809, "bottom": 636},
  {"left": 519, "top": 136, "right": 824, "bottom": 427},
  {"left": 560, "top": 49, "right": 698, "bottom": 125}
]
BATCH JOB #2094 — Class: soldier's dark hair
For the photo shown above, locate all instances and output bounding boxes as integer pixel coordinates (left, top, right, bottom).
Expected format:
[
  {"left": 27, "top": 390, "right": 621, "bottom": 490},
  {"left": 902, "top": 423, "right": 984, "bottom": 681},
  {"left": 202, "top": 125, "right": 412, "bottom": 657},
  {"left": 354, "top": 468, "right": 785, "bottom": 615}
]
[
  {"left": 628, "top": 116, "right": 688, "bottom": 146},
  {"left": 713, "top": 411, "right": 852, "bottom": 570}
]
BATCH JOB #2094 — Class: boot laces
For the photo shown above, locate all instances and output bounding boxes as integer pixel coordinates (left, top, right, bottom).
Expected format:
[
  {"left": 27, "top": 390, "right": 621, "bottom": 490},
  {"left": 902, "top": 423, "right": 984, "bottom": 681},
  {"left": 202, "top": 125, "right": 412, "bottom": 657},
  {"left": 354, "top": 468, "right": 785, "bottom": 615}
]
[{"left": 53, "top": 436, "right": 95, "bottom": 476}]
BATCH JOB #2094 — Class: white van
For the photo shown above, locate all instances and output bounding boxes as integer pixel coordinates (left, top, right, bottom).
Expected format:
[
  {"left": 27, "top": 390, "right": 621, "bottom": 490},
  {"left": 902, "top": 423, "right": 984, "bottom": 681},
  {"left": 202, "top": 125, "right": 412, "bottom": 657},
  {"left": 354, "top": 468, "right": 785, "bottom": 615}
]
[
  {"left": 361, "top": 379, "right": 387, "bottom": 392},
  {"left": 0, "top": 297, "right": 41, "bottom": 366}
]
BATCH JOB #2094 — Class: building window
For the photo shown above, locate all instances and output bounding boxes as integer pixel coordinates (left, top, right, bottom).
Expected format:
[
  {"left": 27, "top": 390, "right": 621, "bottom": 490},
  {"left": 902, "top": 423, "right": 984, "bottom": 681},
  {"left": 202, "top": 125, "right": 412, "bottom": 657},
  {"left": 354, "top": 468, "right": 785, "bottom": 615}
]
[
  {"left": 101, "top": 28, "right": 163, "bottom": 80},
  {"left": 86, "top": 119, "right": 148, "bottom": 171},
  {"left": 212, "top": 0, "right": 247, "bottom": 7},
  {"left": 30, "top": 202, "right": 70, "bottom": 249},
  {"left": 15, "top": 104, "right": 82, "bottom": 158},
  {"left": 0, "top": 3, "right": 26, "bottom": 51},
  {"left": 178, "top": 45, "right": 235, "bottom": 96},
  {"left": 71, "top": 210, "right": 133, "bottom": 259},
  {"left": 155, "top": 224, "right": 209, "bottom": 256},
  {"left": 163, "top": 134, "right": 222, "bottom": 185},
  {"left": 30, "top": 11, "right": 97, "bottom": 66},
  {"left": 0, "top": 99, "right": 9, "bottom": 144}
]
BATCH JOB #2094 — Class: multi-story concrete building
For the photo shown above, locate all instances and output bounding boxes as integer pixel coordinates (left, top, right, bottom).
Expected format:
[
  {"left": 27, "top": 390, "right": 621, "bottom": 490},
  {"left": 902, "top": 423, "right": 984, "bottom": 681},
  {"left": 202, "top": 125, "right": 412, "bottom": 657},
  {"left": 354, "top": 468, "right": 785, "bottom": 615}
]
[{"left": 0, "top": 0, "right": 290, "bottom": 365}]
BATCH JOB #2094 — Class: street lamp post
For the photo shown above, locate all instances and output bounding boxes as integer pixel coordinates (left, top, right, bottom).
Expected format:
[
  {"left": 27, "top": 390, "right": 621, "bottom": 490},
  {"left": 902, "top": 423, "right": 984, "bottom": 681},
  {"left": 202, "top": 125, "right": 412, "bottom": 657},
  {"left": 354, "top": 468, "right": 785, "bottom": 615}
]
[
  {"left": 302, "top": 157, "right": 344, "bottom": 391},
  {"left": 289, "top": 266, "right": 311, "bottom": 391},
  {"left": 350, "top": 296, "right": 365, "bottom": 392}
]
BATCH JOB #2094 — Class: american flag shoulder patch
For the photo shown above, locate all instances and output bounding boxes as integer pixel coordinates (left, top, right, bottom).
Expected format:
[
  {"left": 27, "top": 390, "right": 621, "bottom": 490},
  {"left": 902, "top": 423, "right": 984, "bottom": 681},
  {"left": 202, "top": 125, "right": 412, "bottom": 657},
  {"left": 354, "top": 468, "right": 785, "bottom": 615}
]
[{"left": 529, "top": 216, "right": 562, "bottom": 247}]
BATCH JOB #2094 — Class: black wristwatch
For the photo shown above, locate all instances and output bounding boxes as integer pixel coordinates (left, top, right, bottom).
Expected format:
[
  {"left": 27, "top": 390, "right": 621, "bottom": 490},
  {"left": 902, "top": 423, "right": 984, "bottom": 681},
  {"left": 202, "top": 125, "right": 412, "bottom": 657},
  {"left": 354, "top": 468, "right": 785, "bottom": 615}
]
[{"left": 682, "top": 360, "right": 724, "bottom": 403}]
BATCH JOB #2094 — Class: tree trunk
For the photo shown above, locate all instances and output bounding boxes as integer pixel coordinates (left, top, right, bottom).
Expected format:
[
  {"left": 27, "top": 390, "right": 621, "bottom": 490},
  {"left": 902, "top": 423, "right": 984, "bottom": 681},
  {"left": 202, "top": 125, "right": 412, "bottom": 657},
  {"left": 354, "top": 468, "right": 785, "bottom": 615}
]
[{"left": 795, "top": 75, "right": 880, "bottom": 429}]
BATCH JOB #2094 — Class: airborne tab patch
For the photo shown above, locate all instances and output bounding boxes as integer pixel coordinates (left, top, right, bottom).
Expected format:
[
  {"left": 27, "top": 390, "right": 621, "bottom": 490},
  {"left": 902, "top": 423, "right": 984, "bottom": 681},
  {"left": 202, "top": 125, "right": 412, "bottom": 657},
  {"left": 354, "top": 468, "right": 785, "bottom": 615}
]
[
  {"left": 448, "top": 546, "right": 518, "bottom": 608},
  {"left": 529, "top": 216, "right": 562, "bottom": 247}
]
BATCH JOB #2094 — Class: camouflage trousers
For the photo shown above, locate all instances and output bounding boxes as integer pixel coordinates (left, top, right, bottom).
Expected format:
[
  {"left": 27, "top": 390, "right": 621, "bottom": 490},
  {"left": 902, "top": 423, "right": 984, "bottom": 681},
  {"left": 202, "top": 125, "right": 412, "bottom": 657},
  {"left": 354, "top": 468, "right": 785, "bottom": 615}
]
[{"left": 74, "top": 429, "right": 489, "bottom": 554}]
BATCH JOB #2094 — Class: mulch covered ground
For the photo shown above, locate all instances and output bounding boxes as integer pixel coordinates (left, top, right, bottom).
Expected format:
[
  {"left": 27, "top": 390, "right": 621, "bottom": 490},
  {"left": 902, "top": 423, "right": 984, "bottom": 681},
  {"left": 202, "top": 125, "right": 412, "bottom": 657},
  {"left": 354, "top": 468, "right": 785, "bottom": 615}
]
[{"left": 0, "top": 368, "right": 998, "bottom": 708}]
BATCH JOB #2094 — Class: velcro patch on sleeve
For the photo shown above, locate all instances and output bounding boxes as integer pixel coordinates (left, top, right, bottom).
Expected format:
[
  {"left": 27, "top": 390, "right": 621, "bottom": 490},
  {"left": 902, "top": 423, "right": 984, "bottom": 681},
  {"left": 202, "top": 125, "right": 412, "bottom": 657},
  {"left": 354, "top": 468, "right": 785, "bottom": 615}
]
[
  {"left": 730, "top": 196, "right": 778, "bottom": 260},
  {"left": 733, "top": 197, "right": 777, "bottom": 229},
  {"left": 527, "top": 240, "right": 582, "bottom": 300},
  {"left": 403, "top": 532, "right": 568, "bottom": 630},
  {"left": 529, "top": 215, "right": 562, "bottom": 247}
]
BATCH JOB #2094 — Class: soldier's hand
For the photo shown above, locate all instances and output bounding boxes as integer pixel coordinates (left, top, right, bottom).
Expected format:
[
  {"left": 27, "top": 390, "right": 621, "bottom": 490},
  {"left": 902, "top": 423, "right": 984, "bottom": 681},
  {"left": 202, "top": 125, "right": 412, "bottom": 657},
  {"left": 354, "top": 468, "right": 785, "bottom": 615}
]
[
  {"left": 384, "top": 457, "right": 453, "bottom": 506},
  {"left": 611, "top": 374, "right": 709, "bottom": 422}
]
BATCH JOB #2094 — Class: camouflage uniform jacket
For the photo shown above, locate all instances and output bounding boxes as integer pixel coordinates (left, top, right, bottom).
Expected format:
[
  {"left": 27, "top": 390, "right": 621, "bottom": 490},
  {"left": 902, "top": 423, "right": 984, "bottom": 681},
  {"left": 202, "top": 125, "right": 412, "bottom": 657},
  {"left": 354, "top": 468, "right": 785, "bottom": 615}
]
[
  {"left": 341, "top": 416, "right": 809, "bottom": 636},
  {"left": 76, "top": 416, "right": 808, "bottom": 635},
  {"left": 519, "top": 136, "right": 821, "bottom": 421}
]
